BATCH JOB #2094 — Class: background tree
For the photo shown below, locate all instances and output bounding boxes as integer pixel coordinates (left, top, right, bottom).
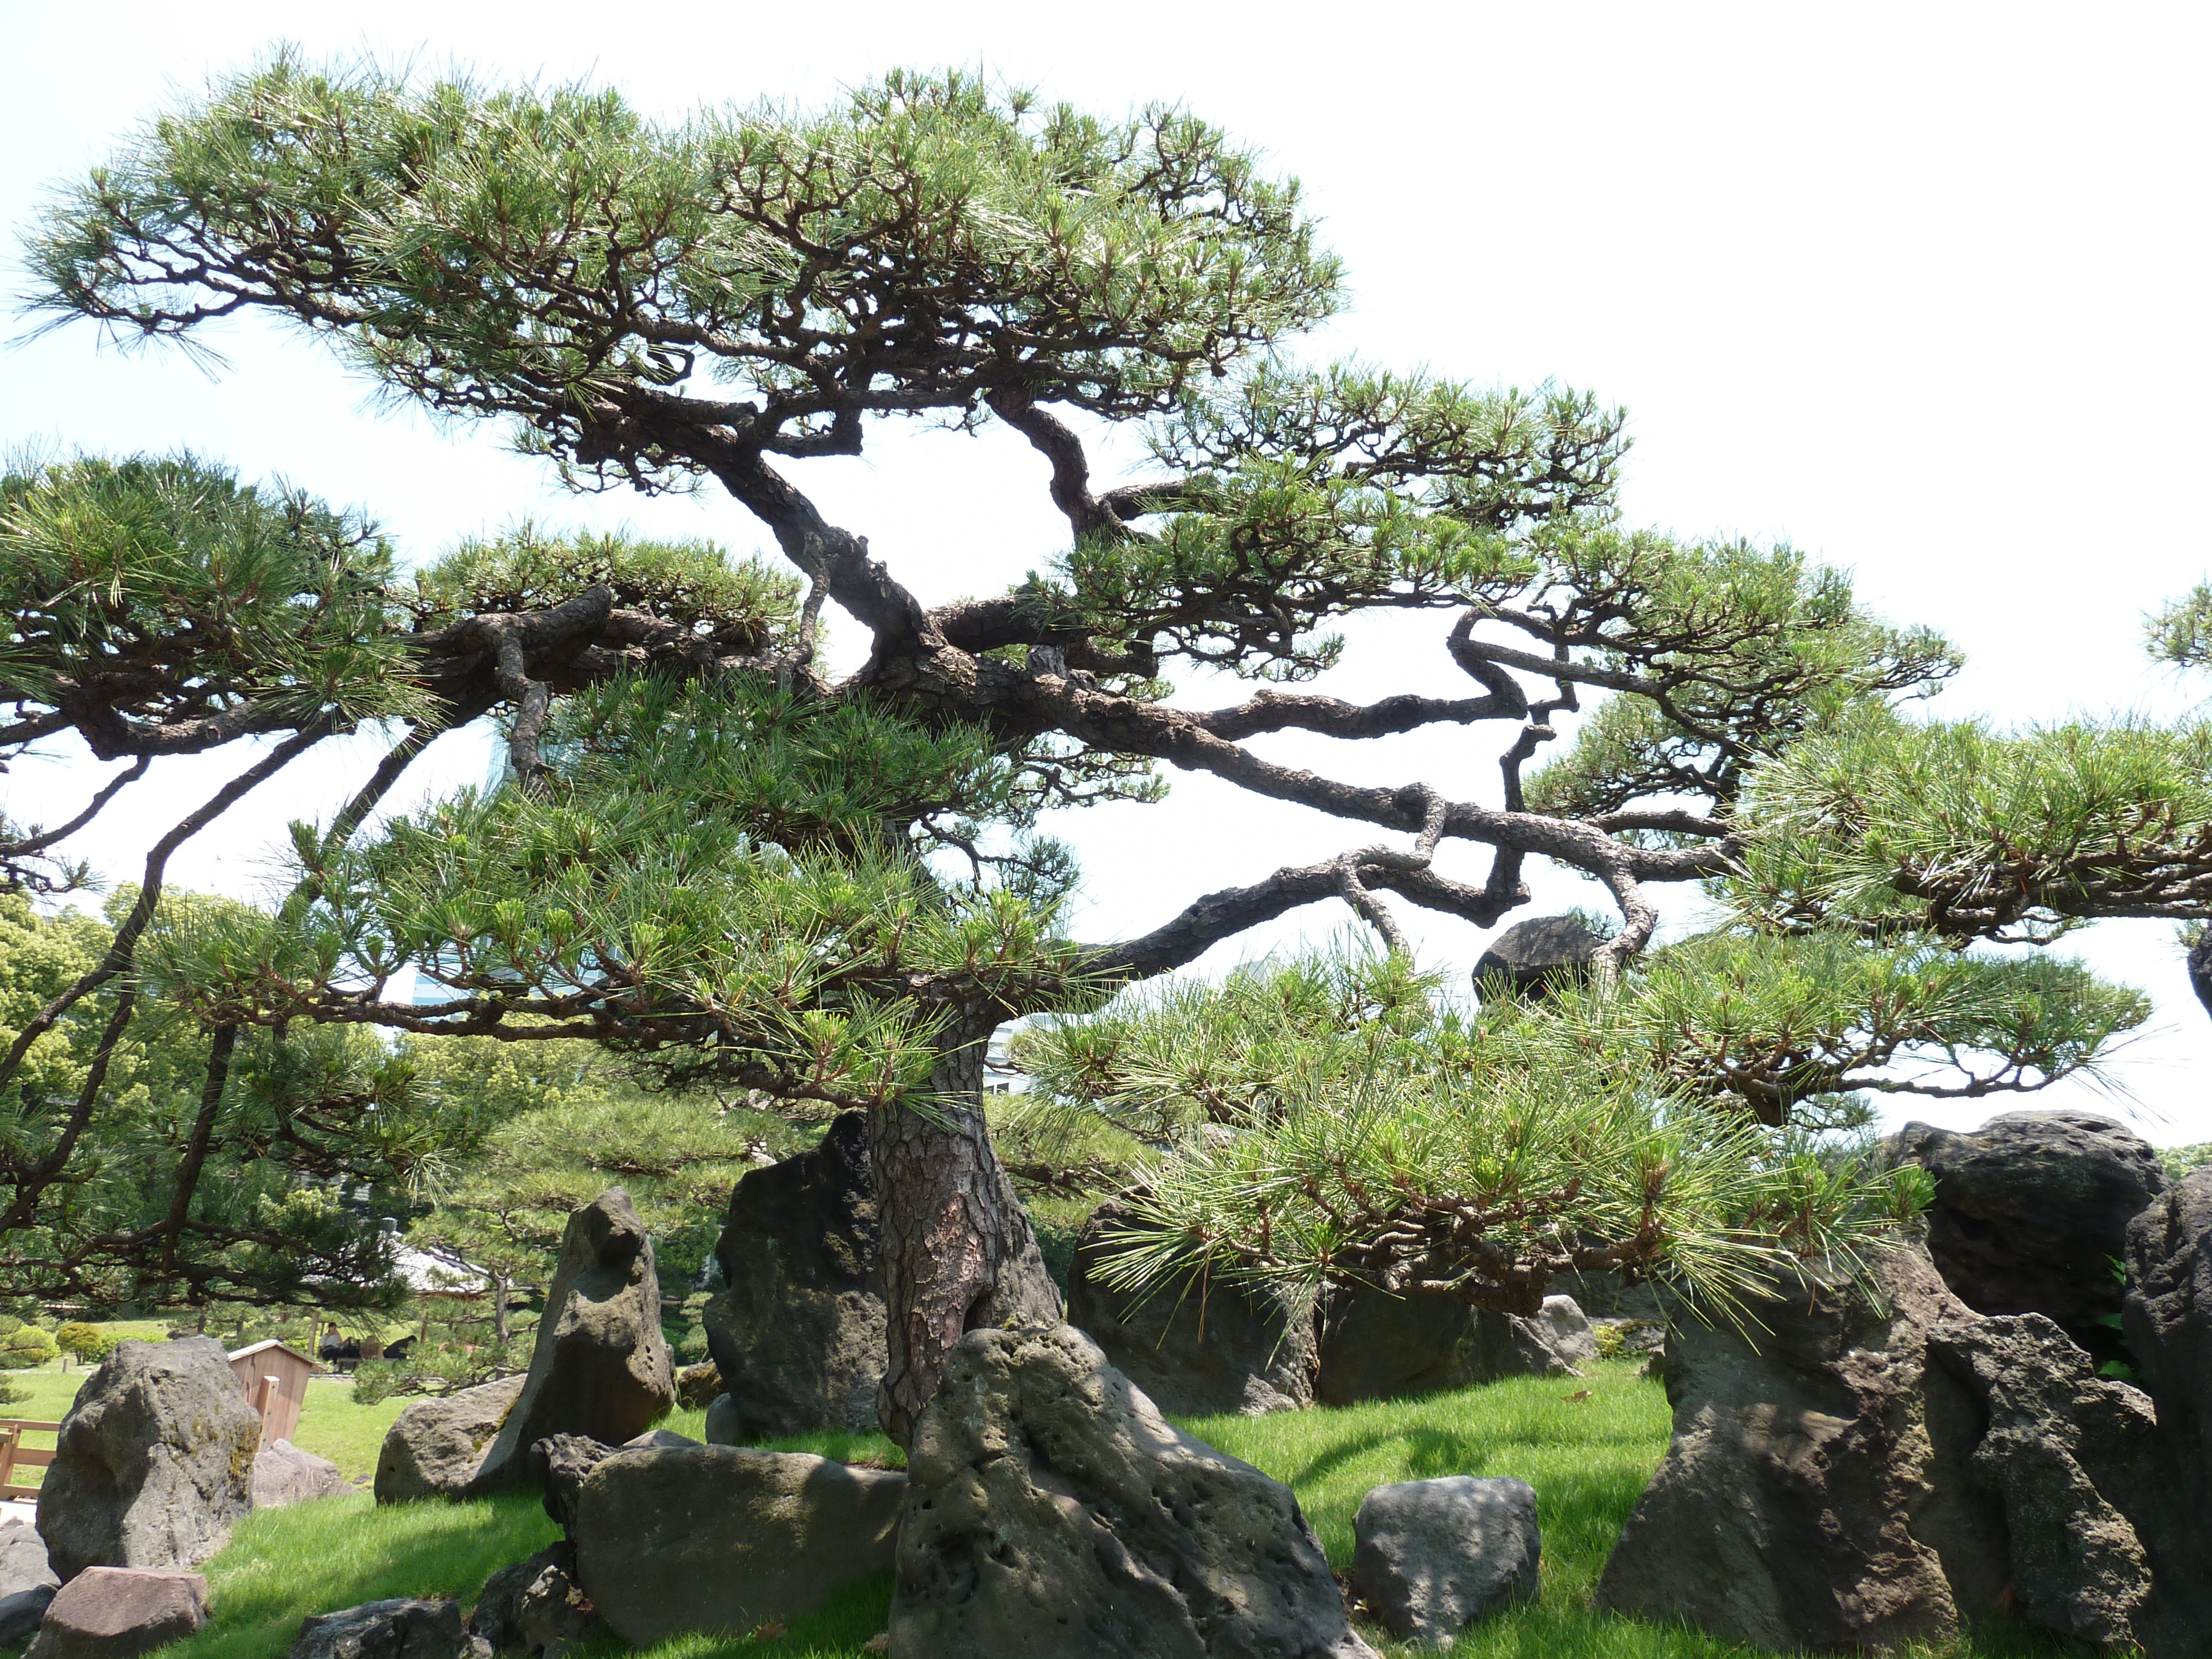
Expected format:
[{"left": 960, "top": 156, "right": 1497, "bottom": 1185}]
[
  {"left": 0, "top": 883, "right": 487, "bottom": 1307},
  {"left": 14, "top": 56, "right": 2192, "bottom": 1432}
]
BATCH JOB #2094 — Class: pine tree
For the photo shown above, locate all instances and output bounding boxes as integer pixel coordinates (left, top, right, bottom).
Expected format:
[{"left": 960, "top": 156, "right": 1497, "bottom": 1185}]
[{"left": 9, "top": 57, "right": 2203, "bottom": 1432}]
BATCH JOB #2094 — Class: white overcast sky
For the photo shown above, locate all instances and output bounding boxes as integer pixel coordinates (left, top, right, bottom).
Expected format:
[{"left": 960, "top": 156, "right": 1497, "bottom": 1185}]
[{"left": 3, "top": 2, "right": 2208, "bottom": 1141}]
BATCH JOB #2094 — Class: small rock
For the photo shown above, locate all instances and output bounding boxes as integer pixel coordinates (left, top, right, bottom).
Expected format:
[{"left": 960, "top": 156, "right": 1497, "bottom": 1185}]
[
  {"left": 512, "top": 1555, "right": 596, "bottom": 1659},
  {"left": 892, "top": 1323, "right": 1376, "bottom": 1658},
  {"left": 620, "top": 1429, "right": 698, "bottom": 1451},
  {"left": 1068, "top": 1199, "right": 1319, "bottom": 1416},
  {"left": 1473, "top": 916, "right": 1600, "bottom": 1002},
  {"left": 1486, "top": 1301, "right": 1593, "bottom": 1380},
  {"left": 571, "top": 1444, "right": 905, "bottom": 1646},
  {"left": 252, "top": 1440, "right": 348, "bottom": 1510},
  {"left": 36, "top": 1339, "right": 259, "bottom": 1579},
  {"left": 471, "top": 1547, "right": 568, "bottom": 1652},
  {"left": 473, "top": 1189, "right": 676, "bottom": 1491},
  {"left": 700, "top": 1113, "right": 889, "bottom": 1442},
  {"left": 1351, "top": 1476, "right": 1542, "bottom": 1645},
  {"left": 0, "top": 1520, "right": 58, "bottom": 1599},
  {"left": 373, "top": 1376, "right": 526, "bottom": 1505},
  {"left": 23, "top": 1568, "right": 207, "bottom": 1659},
  {"left": 672, "top": 1363, "right": 721, "bottom": 1411},
  {"left": 288, "top": 1597, "right": 473, "bottom": 1659},
  {"left": 701, "top": 1394, "right": 739, "bottom": 1446},
  {"left": 0, "top": 1586, "right": 56, "bottom": 1648}
]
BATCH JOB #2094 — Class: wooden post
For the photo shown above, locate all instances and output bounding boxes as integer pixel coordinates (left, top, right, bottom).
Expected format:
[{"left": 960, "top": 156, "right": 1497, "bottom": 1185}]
[{"left": 0, "top": 1425, "right": 17, "bottom": 1495}]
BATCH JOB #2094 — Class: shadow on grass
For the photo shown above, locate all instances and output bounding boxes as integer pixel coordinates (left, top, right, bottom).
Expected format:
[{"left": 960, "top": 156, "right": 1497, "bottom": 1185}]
[{"left": 171, "top": 1492, "right": 559, "bottom": 1659}]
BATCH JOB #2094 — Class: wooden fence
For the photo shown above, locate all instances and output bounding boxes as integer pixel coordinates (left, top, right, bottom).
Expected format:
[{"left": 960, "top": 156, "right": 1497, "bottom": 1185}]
[{"left": 0, "top": 1420, "right": 59, "bottom": 1501}]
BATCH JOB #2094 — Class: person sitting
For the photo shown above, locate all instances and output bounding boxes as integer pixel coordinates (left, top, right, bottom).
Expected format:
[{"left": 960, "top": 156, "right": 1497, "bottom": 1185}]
[{"left": 317, "top": 1322, "right": 346, "bottom": 1369}]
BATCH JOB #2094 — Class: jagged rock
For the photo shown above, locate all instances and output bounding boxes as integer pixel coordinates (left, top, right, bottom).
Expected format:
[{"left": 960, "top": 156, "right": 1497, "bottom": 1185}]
[
  {"left": 0, "top": 1586, "right": 56, "bottom": 1648},
  {"left": 0, "top": 1519, "right": 57, "bottom": 1598},
  {"left": 672, "top": 1362, "right": 721, "bottom": 1411},
  {"left": 22, "top": 1568, "right": 207, "bottom": 1659},
  {"left": 1317, "top": 1288, "right": 1590, "bottom": 1404},
  {"left": 473, "top": 1190, "right": 675, "bottom": 1490},
  {"left": 701, "top": 1113, "right": 888, "bottom": 1441},
  {"left": 570, "top": 1444, "right": 904, "bottom": 1646},
  {"left": 2124, "top": 1165, "right": 2212, "bottom": 1647},
  {"left": 1067, "top": 1200, "right": 1318, "bottom": 1415},
  {"left": 1472, "top": 915, "right": 1599, "bottom": 1002},
  {"left": 373, "top": 1376, "right": 526, "bottom": 1505},
  {"left": 251, "top": 1439, "right": 348, "bottom": 1510},
  {"left": 528, "top": 1436, "right": 614, "bottom": 1532},
  {"left": 1926, "top": 1315, "right": 2155, "bottom": 1650},
  {"left": 35, "top": 1339, "right": 259, "bottom": 1580},
  {"left": 288, "top": 1597, "right": 478, "bottom": 1659},
  {"left": 892, "top": 1323, "right": 1376, "bottom": 1659},
  {"left": 513, "top": 1558, "right": 594, "bottom": 1659},
  {"left": 471, "top": 1547, "right": 568, "bottom": 1652},
  {"left": 1893, "top": 1110, "right": 2166, "bottom": 1357},
  {"left": 1597, "top": 1245, "right": 2010, "bottom": 1650},
  {"left": 1351, "top": 1476, "right": 1541, "bottom": 1645}
]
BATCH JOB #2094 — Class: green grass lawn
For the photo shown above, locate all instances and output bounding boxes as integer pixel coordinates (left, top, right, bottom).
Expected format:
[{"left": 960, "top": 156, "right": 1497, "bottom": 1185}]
[{"left": 8, "top": 1359, "right": 2081, "bottom": 1658}]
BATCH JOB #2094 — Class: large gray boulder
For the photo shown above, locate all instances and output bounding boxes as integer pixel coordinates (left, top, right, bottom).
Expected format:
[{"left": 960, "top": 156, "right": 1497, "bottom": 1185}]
[
  {"left": 1926, "top": 1315, "right": 2156, "bottom": 1650},
  {"left": 373, "top": 1375, "right": 526, "bottom": 1504},
  {"left": 1597, "top": 1246, "right": 2007, "bottom": 1650},
  {"left": 36, "top": 1339, "right": 259, "bottom": 1581},
  {"left": 23, "top": 1568, "right": 207, "bottom": 1659},
  {"left": 892, "top": 1323, "right": 1377, "bottom": 1659},
  {"left": 288, "top": 1597, "right": 479, "bottom": 1659},
  {"left": 570, "top": 1443, "right": 904, "bottom": 1646},
  {"left": 1892, "top": 1110, "right": 2166, "bottom": 1357},
  {"left": 2124, "top": 1165, "right": 2212, "bottom": 1647},
  {"left": 1067, "top": 1201, "right": 1318, "bottom": 1416},
  {"left": 1351, "top": 1476, "right": 1540, "bottom": 1646},
  {"left": 473, "top": 1188, "right": 675, "bottom": 1490},
  {"left": 1472, "top": 915, "right": 1600, "bottom": 1002},
  {"left": 0, "top": 1519, "right": 57, "bottom": 1598},
  {"left": 700, "top": 1112, "right": 888, "bottom": 1441},
  {"left": 251, "top": 1439, "right": 347, "bottom": 1510},
  {"left": 1317, "top": 1288, "right": 1589, "bottom": 1405}
]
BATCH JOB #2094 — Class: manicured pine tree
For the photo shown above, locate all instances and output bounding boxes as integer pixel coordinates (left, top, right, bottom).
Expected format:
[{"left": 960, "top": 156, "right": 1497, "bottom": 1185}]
[{"left": 9, "top": 58, "right": 2206, "bottom": 1431}]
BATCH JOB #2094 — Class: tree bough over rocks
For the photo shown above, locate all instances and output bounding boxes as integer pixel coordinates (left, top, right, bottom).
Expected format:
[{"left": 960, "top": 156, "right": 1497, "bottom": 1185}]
[{"left": 9, "top": 55, "right": 2201, "bottom": 1431}]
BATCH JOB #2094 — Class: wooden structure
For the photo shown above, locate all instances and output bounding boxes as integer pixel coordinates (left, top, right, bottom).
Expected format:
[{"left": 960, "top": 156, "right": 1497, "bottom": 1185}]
[
  {"left": 0, "top": 1420, "right": 58, "bottom": 1501},
  {"left": 227, "top": 1340, "right": 320, "bottom": 1448}
]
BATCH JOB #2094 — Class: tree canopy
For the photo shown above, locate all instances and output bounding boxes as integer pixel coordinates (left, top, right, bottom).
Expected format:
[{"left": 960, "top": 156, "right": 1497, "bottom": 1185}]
[{"left": 8, "top": 54, "right": 2207, "bottom": 1425}]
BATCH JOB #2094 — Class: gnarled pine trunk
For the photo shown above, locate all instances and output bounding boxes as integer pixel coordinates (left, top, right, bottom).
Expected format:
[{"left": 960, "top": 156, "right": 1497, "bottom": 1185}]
[{"left": 870, "top": 1011, "right": 1062, "bottom": 1445}]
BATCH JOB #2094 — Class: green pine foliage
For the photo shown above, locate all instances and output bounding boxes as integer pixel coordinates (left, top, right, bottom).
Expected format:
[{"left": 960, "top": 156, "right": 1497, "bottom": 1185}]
[
  {"left": 1729, "top": 712, "right": 2212, "bottom": 942},
  {"left": 148, "top": 674, "right": 1093, "bottom": 1104},
  {"left": 0, "top": 455, "right": 423, "bottom": 759},
  {"left": 1019, "top": 943, "right": 1931, "bottom": 1323}
]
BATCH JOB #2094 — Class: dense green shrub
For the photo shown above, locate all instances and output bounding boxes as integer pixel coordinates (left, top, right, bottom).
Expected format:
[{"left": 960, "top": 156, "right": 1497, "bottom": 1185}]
[
  {"left": 0, "top": 1326, "right": 60, "bottom": 1368},
  {"left": 54, "top": 1322, "right": 117, "bottom": 1366}
]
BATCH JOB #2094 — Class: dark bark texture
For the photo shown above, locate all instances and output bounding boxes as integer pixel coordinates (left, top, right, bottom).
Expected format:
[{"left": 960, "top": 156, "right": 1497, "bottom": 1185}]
[{"left": 869, "top": 1017, "right": 1062, "bottom": 1446}]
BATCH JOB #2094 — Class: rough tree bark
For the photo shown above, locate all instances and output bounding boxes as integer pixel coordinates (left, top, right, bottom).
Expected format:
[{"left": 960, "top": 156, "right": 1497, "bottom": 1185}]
[{"left": 868, "top": 1010, "right": 1062, "bottom": 1445}]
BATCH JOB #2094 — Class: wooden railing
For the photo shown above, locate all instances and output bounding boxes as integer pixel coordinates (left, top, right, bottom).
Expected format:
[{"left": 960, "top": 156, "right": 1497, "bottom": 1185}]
[{"left": 0, "top": 1421, "right": 59, "bottom": 1501}]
